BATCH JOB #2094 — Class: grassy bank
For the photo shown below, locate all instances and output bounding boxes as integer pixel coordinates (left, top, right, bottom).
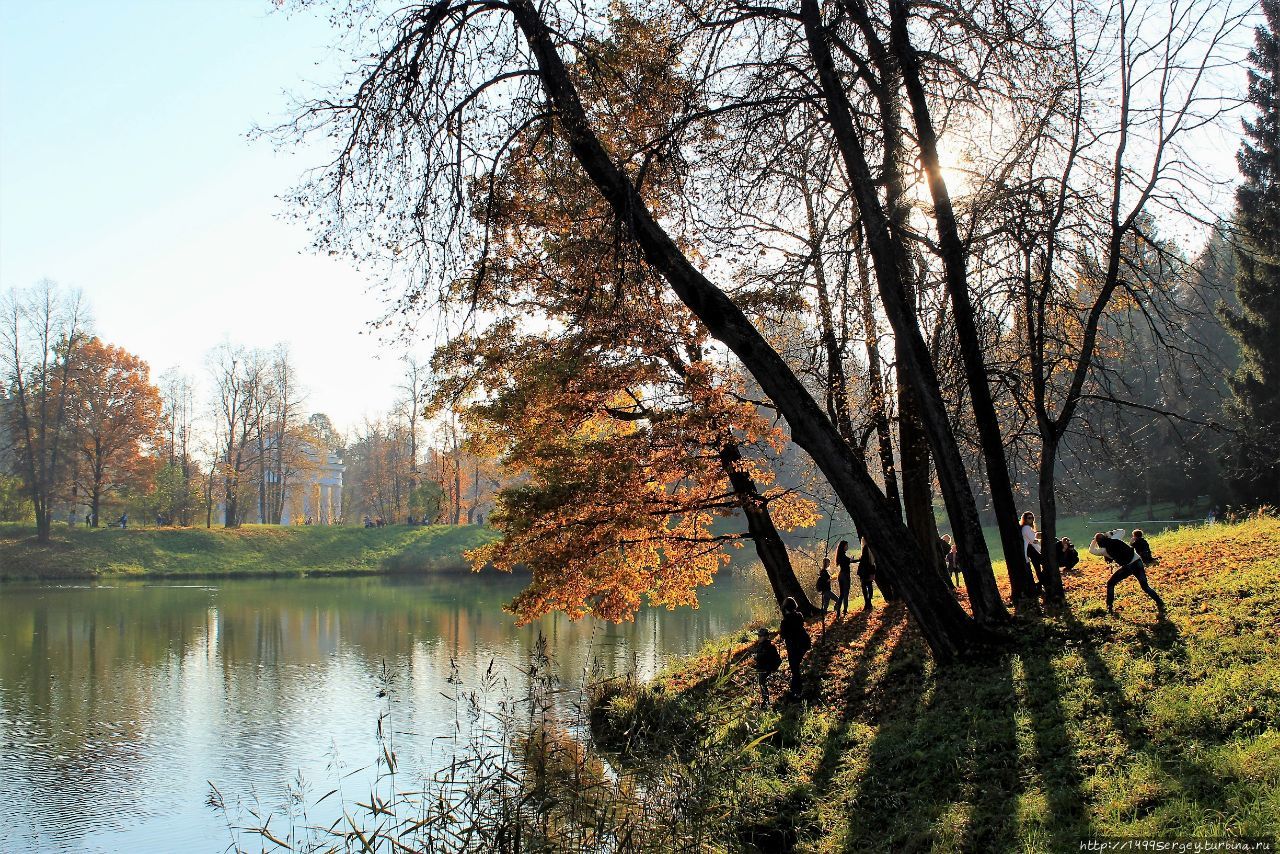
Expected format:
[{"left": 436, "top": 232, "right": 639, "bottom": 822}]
[
  {"left": 0, "top": 522, "right": 498, "bottom": 580},
  {"left": 591, "top": 517, "right": 1280, "bottom": 851}
]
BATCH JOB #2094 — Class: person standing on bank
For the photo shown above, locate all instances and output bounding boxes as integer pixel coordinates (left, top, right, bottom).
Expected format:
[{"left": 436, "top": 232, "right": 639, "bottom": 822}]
[
  {"left": 1090, "top": 531, "right": 1167, "bottom": 617},
  {"left": 834, "top": 540, "right": 853, "bottom": 617},
  {"left": 857, "top": 536, "right": 876, "bottom": 611},
  {"left": 752, "top": 627, "right": 782, "bottom": 705},
  {"left": 1021, "top": 511, "right": 1043, "bottom": 588},
  {"left": 779, "top": 597, "right": 811, "bottom": 699},
  {"left": 815, "top": 558, "right": 836, "bottom": 615},
  {"left": 945, "top": 536, "right": 962, "bottom": 587}
]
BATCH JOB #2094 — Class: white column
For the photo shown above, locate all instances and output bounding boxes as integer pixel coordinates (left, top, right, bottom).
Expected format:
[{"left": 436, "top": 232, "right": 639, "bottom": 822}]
[
  {"left": 320, "top": 483, "right": 331, "bottom": 525},
  {"left": 332, "top": 483, "right": 342, "bottom": 524}
]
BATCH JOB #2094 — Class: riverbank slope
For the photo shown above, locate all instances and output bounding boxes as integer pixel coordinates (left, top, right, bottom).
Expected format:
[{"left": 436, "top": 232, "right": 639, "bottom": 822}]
[
  {"left": 591, "top": 516, "right": 1280, "bottom": 850},
  {"left": 0, "top": 523, "right": 497, "bottom": 580}
]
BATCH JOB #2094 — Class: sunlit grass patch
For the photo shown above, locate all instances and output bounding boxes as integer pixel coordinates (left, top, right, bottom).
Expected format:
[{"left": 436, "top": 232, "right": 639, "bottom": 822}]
[{"left": 590, "top": 514, "right": 1280, "bottom": 849}]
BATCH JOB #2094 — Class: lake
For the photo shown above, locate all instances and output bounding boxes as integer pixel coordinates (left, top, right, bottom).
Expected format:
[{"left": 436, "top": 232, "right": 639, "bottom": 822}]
[{"left": 0, "top": 572, "right": 769, "bottom": 853}]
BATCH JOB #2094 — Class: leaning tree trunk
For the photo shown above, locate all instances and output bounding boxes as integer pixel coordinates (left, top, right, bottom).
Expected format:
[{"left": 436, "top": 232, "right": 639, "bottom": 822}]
[
  {"left": 510, "top": 0, "right": 997, "bottom": 662},
  {"left": 800, "top": 0, "right": 1008, "bottom": 626},
  {"left": 897, "top": 373, "right": 947, "bottom": 587},
  {"left": 720, "top": 443, "right": 820, "bottom": 616},
  {"left": 886, "top": 0, "right": 1036, "bottom": 602}
]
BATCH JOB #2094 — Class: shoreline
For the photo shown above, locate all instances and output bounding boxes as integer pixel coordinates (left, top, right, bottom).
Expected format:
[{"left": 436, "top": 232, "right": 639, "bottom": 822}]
[{"left": 0, "top": 522, "right": 500, "bottom": 582}]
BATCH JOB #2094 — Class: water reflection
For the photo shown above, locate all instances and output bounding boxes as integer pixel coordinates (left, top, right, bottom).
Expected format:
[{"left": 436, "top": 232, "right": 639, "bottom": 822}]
[{"left": 0, "top": 573, "right": 766, "bottom": 853}]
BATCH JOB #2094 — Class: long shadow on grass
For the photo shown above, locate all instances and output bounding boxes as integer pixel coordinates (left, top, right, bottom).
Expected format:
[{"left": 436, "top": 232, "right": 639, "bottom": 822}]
[
  {"left": 833, "top": 633, "right": 1024, "bottom": 852},
  {"left": 1014, "top": 624, "right": 1096, "bottom": 850}
]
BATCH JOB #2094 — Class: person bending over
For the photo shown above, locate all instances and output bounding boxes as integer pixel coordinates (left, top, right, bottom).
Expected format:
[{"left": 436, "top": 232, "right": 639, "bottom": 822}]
[{"left": 1090, "top": 531, "right": 1166, "bottom": 617}]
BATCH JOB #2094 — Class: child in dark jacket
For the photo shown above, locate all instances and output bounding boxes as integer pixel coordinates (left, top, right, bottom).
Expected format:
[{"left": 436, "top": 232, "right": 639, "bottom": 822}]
[
  {"left": 753, "top": 627, "right": 782, "bottom": 705},
  {"left": 1131, "top": 529, "right": 1158, "bottom": 565},
  {"left": 815, "top": 559, "right": 835, "bottom": 614}
]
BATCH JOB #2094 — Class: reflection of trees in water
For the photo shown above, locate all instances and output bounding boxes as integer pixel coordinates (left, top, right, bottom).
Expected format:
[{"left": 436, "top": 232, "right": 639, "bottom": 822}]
[{"left": 0, "top": 573, "right": 767, "bottom": 849}]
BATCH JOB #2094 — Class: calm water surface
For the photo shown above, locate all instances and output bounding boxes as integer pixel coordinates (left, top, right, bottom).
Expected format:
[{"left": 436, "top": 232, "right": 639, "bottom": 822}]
[{"left": 0, "top": 572, "right": 767, "bottom": 853}]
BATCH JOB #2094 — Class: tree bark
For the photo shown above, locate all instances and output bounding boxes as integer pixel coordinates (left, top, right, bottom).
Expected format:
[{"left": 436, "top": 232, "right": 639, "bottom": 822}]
[
  {"left": 719, "top": 443, "right": 820, "bottom": 616},
  {"left": 897, "top": 371, "right": 946, "bottom": 585},
  {"left": 1036, "top": 439, "right": 1066, "bottom": 601},
  {"left": 800, "top": 0, "right": 1007, "bottom": 623},
  {"left": 509, "top": 0, "right": 997, "bottom": 661},
  {"left": 885, "top": 0, "right": 1036, "bottom": 602},
  {"left": 854, "top": 247, "right": 903, "bottom": 518}
]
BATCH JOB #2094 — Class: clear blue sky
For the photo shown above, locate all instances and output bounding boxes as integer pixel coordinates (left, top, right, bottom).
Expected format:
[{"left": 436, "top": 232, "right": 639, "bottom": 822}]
[
  {"left": 0, "top": 0, "right": 421, "bottom": 433},
  {"left": 0, "top": 0, "right": 1251, "bottom": 436}
]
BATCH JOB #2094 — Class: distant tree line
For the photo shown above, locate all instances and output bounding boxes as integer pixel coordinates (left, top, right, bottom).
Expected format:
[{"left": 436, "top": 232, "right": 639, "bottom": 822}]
[{"left": 1, "top": 283, "right": 499, "bottom": 540}]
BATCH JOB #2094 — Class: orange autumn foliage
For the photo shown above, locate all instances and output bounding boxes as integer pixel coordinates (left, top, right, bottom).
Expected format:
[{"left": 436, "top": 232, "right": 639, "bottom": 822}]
[
  {"left": 63, "top": 337, "right": 163, "bottom": 521},
  {"left": 439, "top": 11, "right": 815, "bottom": 622}
]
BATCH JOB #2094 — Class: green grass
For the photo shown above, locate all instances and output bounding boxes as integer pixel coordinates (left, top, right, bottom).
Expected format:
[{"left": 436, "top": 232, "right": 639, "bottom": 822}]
[
  {"left": 590, "top": 516, "right": 1280, "bottom": 852},
  {"left": 0, "top": 522, "right": 498, "bottom": 580}
]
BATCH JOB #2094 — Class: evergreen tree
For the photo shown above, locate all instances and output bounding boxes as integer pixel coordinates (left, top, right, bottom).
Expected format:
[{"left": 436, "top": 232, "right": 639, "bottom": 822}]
[{"left": 1224, "top": 0, "right": 1280, "bottom": 506}]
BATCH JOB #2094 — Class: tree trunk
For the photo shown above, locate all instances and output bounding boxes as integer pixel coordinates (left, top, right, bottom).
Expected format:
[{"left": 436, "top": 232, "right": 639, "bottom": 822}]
[
  {"left": 897, "top": 374, "right": 946, "bottom": 586},
  {"left": 886, "top": 0, "right": 1036, "bottom": 603},
  {"left": 1037, "top": 441, "right": 1066, "bottom": 602},
  {"left": 719, "top": 443, "right": 819, "bottom": 616},
  {"left": 510, "top": 0, "right": 998, "bottom": 662},
  {"left": 855, "top": 250, "right": 903, "bottom": 517},
  {"left": 800, "top": 0, "right": 1007, "bottom": 624}
]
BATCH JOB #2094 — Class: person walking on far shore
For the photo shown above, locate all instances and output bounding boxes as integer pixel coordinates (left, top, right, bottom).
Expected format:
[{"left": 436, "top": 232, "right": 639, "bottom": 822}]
[{"left": 834, "top": 540, "right": 852, "bottom": 617}]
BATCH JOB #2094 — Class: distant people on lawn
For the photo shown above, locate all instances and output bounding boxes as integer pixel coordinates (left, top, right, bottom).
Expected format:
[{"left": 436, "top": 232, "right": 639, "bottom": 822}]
[
  {"left": 1090, "top": 530, "right": 1166, "bottom": 617},
  {"left": 815, "top": 558, "right": 835, "bottom": 615},
  {"left": 753, "top": 627, "right": 782, "bottom": 704},
  {"left": 857, "top": 536, "right": 876, "bottom": 611},
  {"left": 118, "top": 513, "right": 128, "bottom": 530},
  {"left": 778, "top": 597, "right": 811, "bottom": 699},
  {"left": 1021, "top": 511, "right": 1043, "bottom": 588},
  {"left": 835, "top": 540, "right": 853, "bottom": 617}
]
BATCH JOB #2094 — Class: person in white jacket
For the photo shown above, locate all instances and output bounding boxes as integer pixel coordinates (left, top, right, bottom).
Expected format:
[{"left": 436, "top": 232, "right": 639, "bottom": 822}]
[{"left": 1020, "top": 511, "right": 1043, "bottom": 587}]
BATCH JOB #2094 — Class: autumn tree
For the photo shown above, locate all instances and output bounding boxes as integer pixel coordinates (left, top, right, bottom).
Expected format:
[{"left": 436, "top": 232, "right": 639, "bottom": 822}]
[
  {"left": 419, "top": 13, "right": 820, "bottom": 617},
  {"left": 1224, "top": 0, "right": 1280, "bottom": 506},
  {"left": 63, "top": 338, "right": 164, "bottom": 526},
  {"left": 288, "top": 0, "right": 1002, "bottom": 659},
  {"left": 0, "top": 281, "right": 89, "bottom": 542}
]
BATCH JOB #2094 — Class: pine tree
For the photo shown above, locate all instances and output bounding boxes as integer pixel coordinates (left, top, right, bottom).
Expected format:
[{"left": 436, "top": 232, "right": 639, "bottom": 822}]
[{"left": 1224, "top": 0, "right": 1280, "bottom": 506}]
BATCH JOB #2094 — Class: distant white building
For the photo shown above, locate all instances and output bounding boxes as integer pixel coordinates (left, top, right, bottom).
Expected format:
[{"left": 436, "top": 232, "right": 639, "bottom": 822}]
[
  {"left": 219, "top": 445, "right": 347, "bottom": 526},
  {"left": 277, "top": 447, "right": 346, "bottom": 525}
]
